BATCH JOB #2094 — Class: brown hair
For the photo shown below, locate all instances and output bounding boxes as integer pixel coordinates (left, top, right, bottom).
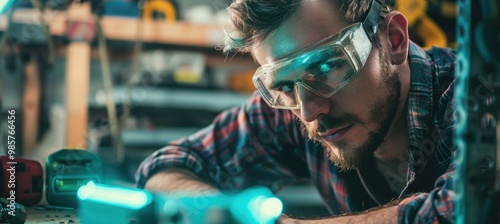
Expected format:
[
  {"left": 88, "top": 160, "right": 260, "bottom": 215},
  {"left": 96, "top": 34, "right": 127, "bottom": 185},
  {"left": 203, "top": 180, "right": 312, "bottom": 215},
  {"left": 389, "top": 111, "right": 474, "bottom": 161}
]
[{"left": 223, "top": 0, "right": 385, "bottom": 54}]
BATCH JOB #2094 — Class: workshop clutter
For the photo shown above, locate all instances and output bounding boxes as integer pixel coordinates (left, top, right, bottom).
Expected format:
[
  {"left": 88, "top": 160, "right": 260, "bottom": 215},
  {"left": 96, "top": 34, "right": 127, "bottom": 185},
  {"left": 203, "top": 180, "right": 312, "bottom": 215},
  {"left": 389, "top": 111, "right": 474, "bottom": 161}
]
[
  {"left": 0, "top": 157, "right": 43, "bottom": 206},
  {"left": 1, "top": 149, "right": 103, "bottom": 209},
  {"left": 45, "top": 149, "right": 103, "bottom": 208},
  {"left": 393, "top": 0, "right": 457, "bottom": 49},
  {"left": 78, "top": 181, "right": 283, "bottom": 224},
  {"left": 136, "top": 50, "right": 256, "bottom": 93}
]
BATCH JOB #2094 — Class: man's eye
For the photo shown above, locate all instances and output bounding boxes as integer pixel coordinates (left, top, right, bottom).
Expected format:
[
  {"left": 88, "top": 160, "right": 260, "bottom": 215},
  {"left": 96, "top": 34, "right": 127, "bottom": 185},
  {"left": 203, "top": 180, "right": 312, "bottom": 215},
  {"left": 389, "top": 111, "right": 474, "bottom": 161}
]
[
  {"left": 320, "top": 60, "right": 344, "bottom": 72},
  {"left": 276, "top": 83, "right": 295, "bottom": 93}
]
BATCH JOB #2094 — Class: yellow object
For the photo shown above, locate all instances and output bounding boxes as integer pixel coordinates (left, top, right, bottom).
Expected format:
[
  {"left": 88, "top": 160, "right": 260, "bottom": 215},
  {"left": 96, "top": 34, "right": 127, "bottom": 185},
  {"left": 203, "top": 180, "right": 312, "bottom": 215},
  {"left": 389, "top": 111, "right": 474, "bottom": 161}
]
[
  {"left": 413, "top": 15, "right": 448, "bottom": 50},
  {"left": 228, "top": 71, "right": 256, "bottom": 93},
  {"left": 395, "top": 0, "right": 448, "bottom": 50},
  {"left": 396, "top": 0, "right": 427, "bottom": 27},
  {"left": 142, "top": 0, "right": 176, "bottom": 22},
  {"left": 174, "top": 69, "right": 202, "bottom": 83},
  {"left": 441, "top": 2, "right": 458, "bottom": 19}
]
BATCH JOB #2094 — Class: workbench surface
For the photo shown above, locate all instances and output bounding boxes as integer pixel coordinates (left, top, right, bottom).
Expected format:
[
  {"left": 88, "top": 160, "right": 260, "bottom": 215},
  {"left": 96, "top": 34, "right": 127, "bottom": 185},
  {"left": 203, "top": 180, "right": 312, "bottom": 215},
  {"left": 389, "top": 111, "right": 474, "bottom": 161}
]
[{"left": 26, "top": 206, "right": 79, "bottom": 224}]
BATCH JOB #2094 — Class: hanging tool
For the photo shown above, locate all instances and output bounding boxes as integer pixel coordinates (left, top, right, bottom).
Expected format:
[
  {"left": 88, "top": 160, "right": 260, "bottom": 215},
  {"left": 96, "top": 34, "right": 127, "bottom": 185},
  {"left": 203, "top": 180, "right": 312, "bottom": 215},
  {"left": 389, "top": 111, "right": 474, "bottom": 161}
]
[{"left": 142, "top": 0, "right": 177, "bottom": 22}]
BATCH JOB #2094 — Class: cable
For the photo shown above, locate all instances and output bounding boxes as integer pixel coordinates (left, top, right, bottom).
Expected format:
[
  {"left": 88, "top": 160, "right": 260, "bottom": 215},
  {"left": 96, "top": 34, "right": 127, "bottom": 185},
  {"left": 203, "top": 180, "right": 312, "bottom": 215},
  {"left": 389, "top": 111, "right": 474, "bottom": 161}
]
[
  {"left": 29, "top": 0, "right": 56, "bottom": 65},
  {"left": 119, "top": 6, "right": 145, "bottom": 162},
  {"left": 95, "top": 14, "right": 123, "bottom": 164}
]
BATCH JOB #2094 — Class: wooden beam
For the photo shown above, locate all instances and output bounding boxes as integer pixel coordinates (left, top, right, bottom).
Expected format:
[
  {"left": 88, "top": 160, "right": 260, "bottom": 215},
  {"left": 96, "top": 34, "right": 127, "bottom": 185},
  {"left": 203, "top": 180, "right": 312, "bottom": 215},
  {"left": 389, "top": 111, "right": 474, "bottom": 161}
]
[
  {"left": 64, "top": 2, "right": 91, "bottom": 148},
  {"left": 0, "top": 9, "right": 224, "bottom": 47}
]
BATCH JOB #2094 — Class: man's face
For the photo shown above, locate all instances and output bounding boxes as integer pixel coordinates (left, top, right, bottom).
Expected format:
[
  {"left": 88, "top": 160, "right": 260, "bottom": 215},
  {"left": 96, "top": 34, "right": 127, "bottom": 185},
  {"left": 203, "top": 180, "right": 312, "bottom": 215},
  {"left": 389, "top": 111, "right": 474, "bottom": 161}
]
[{"left": 252, "top": 0, "right": 403, "bottom": 170}]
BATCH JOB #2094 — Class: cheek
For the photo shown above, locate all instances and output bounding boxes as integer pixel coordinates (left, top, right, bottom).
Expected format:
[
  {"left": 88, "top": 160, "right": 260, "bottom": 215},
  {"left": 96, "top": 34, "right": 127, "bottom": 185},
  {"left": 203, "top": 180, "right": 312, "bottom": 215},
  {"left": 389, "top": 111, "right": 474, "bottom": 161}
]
[{"left": 336, "top": 50, "right": 385, "bottom": 110}]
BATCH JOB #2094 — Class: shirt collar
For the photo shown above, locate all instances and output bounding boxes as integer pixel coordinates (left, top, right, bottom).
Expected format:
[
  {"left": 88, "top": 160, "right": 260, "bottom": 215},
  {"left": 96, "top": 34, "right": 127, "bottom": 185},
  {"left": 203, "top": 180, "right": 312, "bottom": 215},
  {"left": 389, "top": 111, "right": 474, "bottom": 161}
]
[{"left": 405, "top": 41, "right": 434, "bottom": 177}]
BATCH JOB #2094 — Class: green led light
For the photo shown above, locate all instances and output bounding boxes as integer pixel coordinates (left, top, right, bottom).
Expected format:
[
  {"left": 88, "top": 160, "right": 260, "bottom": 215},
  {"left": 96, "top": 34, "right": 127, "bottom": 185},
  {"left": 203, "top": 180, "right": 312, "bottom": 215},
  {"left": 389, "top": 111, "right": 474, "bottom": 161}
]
[
  {"left": 55, "top": 179, "right": 94, "bottom": 192},
  {"left": 77, "top": 181, "right": 152, "bottom": 210}
]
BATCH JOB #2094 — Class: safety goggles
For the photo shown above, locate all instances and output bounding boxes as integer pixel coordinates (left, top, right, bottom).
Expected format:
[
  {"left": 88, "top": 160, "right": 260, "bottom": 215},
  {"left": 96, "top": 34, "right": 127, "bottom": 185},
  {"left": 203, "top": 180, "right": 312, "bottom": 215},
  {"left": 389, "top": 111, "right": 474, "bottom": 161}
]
[{"left": 253, "top": 0, "right": 388, "bottom": 110}]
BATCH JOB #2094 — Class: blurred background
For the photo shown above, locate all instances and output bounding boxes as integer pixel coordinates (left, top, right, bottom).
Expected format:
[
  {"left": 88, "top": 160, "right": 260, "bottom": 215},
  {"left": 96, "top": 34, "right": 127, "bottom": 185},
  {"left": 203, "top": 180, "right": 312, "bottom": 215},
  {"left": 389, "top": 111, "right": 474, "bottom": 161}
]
[{"left": 0, "top": 0, "right": 458, "bottom": 218}]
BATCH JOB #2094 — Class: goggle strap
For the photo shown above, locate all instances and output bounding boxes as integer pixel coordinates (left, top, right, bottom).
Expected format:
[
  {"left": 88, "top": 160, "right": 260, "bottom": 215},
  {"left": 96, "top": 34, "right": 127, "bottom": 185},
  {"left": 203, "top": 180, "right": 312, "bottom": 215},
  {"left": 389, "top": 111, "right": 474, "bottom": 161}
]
[{"left": 363, "top": 0, "right": 391, "bottom": 41}]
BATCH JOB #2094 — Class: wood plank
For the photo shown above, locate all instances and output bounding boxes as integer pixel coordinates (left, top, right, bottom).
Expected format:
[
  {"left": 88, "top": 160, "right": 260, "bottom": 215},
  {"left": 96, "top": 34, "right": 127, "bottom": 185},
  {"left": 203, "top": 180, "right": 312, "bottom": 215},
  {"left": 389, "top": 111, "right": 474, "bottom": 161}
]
[
  {"left": 65, "top": 43, "right": 90, "bottom": 148},
  {"left": 0, "top": 9, "right": 225, "bottom": 47},
  {"left": 64, "top": 3, "right": 91, "bottom": 148},
  {"left": 22, "top": 54, "right": 40, "bottom": 156}
]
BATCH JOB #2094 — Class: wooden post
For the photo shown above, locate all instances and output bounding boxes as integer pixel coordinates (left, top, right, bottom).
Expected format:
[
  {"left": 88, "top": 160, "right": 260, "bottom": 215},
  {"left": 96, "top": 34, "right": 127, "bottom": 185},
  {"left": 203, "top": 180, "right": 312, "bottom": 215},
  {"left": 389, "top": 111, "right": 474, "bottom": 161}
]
[
  {"left": 64, "top": 2, "right": 92, "bottom": 148},
  {"left": 22, "top": 54, "right": 40, "bottom": 155}
]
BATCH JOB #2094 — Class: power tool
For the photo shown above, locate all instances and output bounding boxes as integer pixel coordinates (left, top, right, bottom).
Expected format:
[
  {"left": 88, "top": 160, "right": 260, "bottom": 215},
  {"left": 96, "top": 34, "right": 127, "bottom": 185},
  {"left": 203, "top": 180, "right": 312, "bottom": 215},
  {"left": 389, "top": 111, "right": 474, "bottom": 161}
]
[
  {"left": 45, "top": 149, "right": 103, "bottom": 208},
  {"left": 0, "top": 156, "right": 43, "bottom": 206}
]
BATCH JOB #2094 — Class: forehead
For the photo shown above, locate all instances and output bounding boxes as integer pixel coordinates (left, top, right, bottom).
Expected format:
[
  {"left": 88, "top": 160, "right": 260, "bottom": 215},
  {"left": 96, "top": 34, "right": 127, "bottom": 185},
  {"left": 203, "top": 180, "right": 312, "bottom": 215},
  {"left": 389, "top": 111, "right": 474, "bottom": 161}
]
[{"left": 253, "top": 0, "right": 350, "bottom": 65}]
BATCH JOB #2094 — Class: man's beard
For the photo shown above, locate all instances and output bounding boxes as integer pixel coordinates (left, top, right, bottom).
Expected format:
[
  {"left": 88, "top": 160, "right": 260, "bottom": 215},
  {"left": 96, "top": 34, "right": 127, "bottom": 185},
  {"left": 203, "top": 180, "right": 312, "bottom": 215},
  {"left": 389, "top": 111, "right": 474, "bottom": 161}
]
[{"left": 307, "top": 49, "right": 402, "bottom": 171}]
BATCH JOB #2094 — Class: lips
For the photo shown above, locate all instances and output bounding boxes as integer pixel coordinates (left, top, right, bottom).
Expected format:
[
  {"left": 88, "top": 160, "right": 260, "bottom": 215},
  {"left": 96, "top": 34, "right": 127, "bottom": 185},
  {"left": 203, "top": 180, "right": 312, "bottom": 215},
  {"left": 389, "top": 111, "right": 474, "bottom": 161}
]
[{"left": 318, "top": 125, "right": 352, "bottom": 142}]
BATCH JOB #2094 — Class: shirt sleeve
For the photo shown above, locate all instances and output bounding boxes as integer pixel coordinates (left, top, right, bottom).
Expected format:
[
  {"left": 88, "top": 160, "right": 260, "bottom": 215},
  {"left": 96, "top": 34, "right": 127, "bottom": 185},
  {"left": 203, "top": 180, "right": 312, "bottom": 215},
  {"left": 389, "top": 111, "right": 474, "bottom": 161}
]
[{"left": 134, "top": 92, "right": 310, "bottom": 191}]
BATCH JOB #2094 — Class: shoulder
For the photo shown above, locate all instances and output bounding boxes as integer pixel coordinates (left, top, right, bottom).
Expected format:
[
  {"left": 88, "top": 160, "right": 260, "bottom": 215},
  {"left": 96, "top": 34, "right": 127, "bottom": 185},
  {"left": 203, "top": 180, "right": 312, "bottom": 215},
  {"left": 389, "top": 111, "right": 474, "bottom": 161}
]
[{"left": 426, "top": 46, "right": 457, "bottom": 91}]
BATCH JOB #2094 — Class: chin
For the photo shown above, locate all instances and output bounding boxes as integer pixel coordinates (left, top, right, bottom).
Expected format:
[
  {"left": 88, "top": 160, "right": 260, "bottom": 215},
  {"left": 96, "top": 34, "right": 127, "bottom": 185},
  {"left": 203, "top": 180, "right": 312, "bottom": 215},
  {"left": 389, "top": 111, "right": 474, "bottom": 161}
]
[{"left": 322, "top": 137, "right": 375, "bottom": 171}]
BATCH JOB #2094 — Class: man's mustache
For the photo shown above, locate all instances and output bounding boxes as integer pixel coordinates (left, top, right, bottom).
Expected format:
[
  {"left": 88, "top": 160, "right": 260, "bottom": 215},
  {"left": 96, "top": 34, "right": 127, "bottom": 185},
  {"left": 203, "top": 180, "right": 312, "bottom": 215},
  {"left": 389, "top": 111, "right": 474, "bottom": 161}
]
[{"left": 308, "top": 113, "right": 363, "bottom": 139}]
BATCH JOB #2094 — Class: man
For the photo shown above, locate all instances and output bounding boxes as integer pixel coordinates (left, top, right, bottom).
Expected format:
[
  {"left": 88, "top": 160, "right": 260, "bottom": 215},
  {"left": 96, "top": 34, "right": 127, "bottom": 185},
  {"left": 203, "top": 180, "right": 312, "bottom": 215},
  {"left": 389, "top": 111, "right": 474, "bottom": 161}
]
[{"left": 136, "top": 0, "right": 457, "bottom": 223}]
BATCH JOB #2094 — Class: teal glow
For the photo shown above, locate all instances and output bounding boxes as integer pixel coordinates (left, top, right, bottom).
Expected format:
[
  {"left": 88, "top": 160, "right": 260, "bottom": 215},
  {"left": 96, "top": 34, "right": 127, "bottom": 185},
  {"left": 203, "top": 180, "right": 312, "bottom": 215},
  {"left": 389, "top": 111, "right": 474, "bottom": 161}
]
[
  {"left": 77, "top": 181, "right": 152, "bottom": 210},
  {"left": 260, "top": 197, "right": 283, "bottom": 219},
  {"left": 248, "top": 196, "right": 283, "bottom": 223},
  {"left": 301, "top": 54, "right": 311, "bottom": 63},
  {"left": 0, "top": 0, "right": 14, "bottom": 14},
  {"left": 230, "top": 187, "right": 283, "bottom": 224}
]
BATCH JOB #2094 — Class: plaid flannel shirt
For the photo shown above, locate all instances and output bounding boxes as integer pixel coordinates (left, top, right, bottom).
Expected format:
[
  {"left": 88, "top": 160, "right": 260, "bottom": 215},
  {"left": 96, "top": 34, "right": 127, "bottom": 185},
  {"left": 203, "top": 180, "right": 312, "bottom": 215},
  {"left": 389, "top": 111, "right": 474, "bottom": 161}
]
[{"left": 135, "top": 42, "right": 457, "bottom": 223}]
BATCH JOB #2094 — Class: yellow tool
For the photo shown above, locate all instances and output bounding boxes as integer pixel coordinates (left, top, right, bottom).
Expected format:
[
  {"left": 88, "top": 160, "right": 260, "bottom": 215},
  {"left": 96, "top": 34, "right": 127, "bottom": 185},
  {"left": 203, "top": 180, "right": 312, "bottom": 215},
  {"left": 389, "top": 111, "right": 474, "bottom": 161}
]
[
  {"left": 142, "top": 0, "right": 176, "bottom": 22},
  {"left": 395, "top": 0, "right": 448, "bottom": 49}
]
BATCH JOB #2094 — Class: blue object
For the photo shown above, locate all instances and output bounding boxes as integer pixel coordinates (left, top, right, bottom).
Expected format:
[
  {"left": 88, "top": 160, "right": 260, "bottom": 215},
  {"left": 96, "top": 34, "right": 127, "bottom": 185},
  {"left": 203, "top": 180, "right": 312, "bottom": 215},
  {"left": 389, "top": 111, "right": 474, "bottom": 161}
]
[
  {"left": 0, "top": 0, "right": 15, "bottom": 14},
  {"left": 77, "top": 182, "right": 283, "bottom": 224},
  {"left": 78, "top": 181, "right": 152, "bottom": 210},
  {"left": 102, "top": 0, "right": 139, "bottom": 17},
  {"left": 78, "top": 181, "right": 155, "bottom": 223},
  {"left": 156, "top": 187, "right": 283, "bottom": 224}
]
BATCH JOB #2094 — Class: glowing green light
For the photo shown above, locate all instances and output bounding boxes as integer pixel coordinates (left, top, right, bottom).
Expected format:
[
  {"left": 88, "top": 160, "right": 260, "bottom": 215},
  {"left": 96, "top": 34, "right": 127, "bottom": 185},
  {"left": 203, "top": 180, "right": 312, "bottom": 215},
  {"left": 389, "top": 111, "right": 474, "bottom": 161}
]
[
  {"left": 77, "top": 181, "right": 151, "bottom": 210},
  {"left": 55, "top": 179, "right": 94, "bottom": 192}
]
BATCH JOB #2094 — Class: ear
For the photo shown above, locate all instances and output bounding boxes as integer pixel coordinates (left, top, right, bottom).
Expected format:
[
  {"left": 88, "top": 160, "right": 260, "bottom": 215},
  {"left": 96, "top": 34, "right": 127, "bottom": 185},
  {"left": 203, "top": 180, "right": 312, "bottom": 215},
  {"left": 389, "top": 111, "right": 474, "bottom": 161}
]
[{"left": 383, "top": 11, "right": 409, "bottom": 65}]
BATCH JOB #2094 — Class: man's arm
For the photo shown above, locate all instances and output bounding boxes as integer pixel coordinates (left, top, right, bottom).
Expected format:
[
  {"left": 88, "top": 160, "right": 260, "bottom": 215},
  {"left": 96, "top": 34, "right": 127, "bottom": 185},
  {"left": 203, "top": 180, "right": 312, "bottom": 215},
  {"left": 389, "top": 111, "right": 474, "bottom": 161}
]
[
  {"left": 135, "top": 92, "right": 308, "bottom": 191},
  {"left": 277, "top": 206, "right": 397, "bottom": 224},
  {"left": 147, "top": 169, "right": 404, "bottom": 224},
  {"left": 144, "top": 168, "right": 219, "bottom": 194},
  {"left": 278, "top": 196, "right": 418, "bottom": 224}
]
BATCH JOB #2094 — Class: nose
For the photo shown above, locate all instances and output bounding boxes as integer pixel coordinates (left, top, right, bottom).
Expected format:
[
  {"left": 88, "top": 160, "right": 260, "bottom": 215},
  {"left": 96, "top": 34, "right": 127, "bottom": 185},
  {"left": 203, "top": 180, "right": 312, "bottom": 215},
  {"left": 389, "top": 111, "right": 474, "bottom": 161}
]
[{"left": 295, "top": 84, "right": 330, "bottom": 122}]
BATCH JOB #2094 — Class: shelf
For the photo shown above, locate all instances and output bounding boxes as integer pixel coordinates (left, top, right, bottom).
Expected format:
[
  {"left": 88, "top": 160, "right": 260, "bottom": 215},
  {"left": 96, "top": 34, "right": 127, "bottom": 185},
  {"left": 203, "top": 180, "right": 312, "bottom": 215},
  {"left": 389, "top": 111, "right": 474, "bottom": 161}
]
[
  {"left": 0, "top": 9, "right": 226, "bottom": 47},
  {"left": 121, "top": 127, "right": 200, "bottom": 147},
  {"left": 89, "top": 86, "right": 251, "bottom": 112}
]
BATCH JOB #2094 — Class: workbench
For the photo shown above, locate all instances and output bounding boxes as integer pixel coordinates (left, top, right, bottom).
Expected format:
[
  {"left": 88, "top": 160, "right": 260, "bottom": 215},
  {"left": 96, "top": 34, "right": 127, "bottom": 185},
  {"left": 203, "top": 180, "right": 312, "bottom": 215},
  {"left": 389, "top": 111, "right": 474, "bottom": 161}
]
[{"left": 25, "top": 206, "right": 79, "bottom": 224}]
